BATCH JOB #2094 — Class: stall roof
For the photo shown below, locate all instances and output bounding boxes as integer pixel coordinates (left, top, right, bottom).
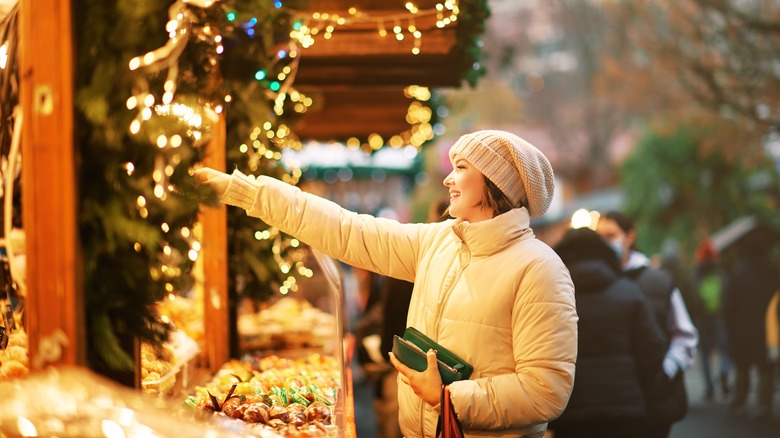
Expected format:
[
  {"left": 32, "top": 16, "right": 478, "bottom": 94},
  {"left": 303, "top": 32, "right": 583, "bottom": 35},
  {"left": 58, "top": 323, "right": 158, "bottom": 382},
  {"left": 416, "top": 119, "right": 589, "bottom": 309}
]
[{"left": 291, "top": 0, "right": 487, "bottom": 141}]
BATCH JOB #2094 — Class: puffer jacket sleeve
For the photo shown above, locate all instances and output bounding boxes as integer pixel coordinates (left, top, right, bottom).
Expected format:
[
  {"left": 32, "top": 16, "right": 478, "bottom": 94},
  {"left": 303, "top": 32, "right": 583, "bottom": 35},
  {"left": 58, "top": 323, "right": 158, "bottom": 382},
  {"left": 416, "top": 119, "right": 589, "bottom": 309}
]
[
  {"left": 221, "top": 170, "right": 431, "bottom": 282},
  {"left": 449, "top": 256, "right": 577, "bottom": 429}
]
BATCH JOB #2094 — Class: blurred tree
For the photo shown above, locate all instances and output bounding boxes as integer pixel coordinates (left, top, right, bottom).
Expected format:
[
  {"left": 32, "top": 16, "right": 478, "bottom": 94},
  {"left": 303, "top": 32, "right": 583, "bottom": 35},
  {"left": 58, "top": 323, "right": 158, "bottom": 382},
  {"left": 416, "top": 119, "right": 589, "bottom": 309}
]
[
  {"left": 442, "top": 0, "right": 635, "bottom": 189},
  {"left": 601, "top": 0, "right": 780, "bottom": 140},
  {"left": 519, "top": 0, "right": 627, "bottom": 188},
  {"left": 620, "top": 117, "right": 779, "bottom": 264}
]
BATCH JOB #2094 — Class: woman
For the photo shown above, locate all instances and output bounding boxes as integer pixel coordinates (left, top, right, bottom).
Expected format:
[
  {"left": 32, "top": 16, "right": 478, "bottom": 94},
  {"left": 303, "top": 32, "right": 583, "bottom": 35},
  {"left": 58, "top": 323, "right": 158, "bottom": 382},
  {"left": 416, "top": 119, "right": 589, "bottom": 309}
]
[
  {"left": 548, "top": 227, "right": 666, "bottom": 438},
  {"left": 196, "top": 130, "right": 577, "bottom": 438}
]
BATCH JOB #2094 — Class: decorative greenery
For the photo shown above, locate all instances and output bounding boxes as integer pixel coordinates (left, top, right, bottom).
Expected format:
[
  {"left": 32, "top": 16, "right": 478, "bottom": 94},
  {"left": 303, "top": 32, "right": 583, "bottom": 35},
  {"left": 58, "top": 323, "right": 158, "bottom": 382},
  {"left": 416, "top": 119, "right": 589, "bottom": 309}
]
[
  {"left": 454, "top": 0, "right": 490, "bottom": 87},
  {"left": 76, "top": 0, "right": 214, "bottom": 372},
  {"left": 221, "top": 2, "right": 309, "bottom": 304}
]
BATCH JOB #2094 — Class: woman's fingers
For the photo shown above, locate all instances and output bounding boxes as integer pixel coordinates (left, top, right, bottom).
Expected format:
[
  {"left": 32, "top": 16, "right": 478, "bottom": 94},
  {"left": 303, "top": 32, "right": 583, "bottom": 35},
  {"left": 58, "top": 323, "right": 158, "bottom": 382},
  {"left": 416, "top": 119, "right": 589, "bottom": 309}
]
[
  {"left": 388, "top": 352, "right": 412, "bottom": 375},
  {"left": 389, "top": 350, "right": 442, "bottom": 405},
  {"left": 193, "top": 167, "right": 219, "bottom": 182},
  {"left": 193, "top": 167, "right": 231, "bottom": 197},
  {"left": 425, "top": 349, "right": 438, "bottom": 377}
]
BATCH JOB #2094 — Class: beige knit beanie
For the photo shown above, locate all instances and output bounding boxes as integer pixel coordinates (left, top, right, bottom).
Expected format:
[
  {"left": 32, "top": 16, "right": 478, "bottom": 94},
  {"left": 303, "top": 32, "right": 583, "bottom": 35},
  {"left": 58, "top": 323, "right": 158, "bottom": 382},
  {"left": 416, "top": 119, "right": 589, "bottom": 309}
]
[{"left": 448, "top": 130, "right": 554, "bottom": 217}]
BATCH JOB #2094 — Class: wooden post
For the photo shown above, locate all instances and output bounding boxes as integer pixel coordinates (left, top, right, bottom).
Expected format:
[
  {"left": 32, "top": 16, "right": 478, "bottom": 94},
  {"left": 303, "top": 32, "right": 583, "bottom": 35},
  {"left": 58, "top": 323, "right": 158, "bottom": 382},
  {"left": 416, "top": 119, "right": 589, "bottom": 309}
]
[
  {"left": 19, "top": 0, "right": 84, "bottom": 368},
  {"left": 200, "top": 116, "right": 229, "bottom": 371}
]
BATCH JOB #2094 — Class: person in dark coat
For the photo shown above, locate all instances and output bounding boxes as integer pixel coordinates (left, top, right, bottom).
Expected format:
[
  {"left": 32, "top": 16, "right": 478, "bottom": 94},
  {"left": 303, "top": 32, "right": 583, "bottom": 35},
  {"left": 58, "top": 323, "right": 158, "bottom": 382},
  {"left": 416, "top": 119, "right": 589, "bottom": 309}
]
[
  {"left": 597, "top": 211, "right": 698, "bottom": 437},
  {"left": 549, "top": 227, "right": 667, "bottom": 438},
  {"left": 693, "top": 240, "right": 732, "bottom": 401},
  {"left": 723, "top": 238, "right": 780, "bottom": 418}
]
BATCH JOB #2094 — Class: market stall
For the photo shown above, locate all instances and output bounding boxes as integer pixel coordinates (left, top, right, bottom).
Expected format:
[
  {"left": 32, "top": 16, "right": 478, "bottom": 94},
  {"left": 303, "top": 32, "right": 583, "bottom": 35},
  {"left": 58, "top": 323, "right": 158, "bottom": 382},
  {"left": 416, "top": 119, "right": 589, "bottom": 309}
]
[{"left": 1, "top": 0, "right": 487, "bottom": 436}]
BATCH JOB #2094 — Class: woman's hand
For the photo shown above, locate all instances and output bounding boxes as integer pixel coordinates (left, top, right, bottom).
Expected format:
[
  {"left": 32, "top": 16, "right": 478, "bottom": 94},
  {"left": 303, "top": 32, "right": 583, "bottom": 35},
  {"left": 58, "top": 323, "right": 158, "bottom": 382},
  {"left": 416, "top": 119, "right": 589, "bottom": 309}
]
[
  {"left": 193, "top": 167, "right": 232, "bottom": 198},
  {"left": 389, "top": 349, "right": 443, "bottom": 406}
]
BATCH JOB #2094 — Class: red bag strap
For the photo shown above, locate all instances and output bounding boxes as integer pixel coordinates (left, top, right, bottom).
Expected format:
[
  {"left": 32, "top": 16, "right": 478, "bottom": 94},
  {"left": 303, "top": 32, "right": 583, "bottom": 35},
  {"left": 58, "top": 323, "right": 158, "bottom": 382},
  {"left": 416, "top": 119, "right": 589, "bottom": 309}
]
[{"left": 436, "top": 385, "right": 465, "bottom": 438}]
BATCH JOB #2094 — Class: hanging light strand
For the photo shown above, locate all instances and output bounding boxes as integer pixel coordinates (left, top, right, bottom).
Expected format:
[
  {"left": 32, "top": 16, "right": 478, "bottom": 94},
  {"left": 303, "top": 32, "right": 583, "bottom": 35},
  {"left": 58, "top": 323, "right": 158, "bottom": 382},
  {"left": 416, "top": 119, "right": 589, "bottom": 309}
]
[{"left": 290, "top": 1, "right": 460, "bottom": 55}]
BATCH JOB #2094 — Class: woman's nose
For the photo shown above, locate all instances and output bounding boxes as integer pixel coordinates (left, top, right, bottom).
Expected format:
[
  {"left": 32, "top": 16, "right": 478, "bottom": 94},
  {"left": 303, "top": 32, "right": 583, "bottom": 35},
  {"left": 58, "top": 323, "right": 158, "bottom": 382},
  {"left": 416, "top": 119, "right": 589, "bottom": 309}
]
[{"left": 443, "top": 171, "right": 454, "bottom": 186}]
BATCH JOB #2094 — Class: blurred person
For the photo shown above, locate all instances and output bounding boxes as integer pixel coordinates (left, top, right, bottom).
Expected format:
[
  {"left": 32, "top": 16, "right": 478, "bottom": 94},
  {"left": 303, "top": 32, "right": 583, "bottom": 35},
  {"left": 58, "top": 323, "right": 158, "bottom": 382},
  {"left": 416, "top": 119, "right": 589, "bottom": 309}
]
[
  {"left": 767, "top": 290, "right": 780, "bottom": 387},
  {"left": 549, "top": 227, "right": 667, "bottom": 438},
  {"left": 693, "top": 240, "right": 732, "bottom": 401},
  {"left": 195, "top": 130, "right": 578, "bottom": 438},
  {"left": 596, "top": 211, "right": 698, "bottom": 438},
  {"left": 723, "top": 239, "right": 779, "bottom": 418},
  {"left": 658, "top": 238, "right": 698, "bottom": 320}
]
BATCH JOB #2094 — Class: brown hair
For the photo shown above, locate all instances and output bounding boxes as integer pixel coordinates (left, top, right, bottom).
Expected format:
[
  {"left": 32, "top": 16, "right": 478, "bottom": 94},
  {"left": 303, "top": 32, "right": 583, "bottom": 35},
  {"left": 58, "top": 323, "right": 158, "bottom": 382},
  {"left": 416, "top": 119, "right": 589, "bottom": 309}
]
[
  {"left": 481, "top": 176, "right": 515, "bottom": 217},
  {"left": 442, "top": 175, "right": 515, "bottom": 219}
]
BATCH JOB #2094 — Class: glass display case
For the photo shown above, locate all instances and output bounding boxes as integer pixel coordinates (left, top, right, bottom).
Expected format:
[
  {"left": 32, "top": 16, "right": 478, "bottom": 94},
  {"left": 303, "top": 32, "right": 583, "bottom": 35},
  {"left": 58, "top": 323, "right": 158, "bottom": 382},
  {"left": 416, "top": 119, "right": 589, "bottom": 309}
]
[{"left": 176, "top": 248, "right": 354, "bottom": 437}]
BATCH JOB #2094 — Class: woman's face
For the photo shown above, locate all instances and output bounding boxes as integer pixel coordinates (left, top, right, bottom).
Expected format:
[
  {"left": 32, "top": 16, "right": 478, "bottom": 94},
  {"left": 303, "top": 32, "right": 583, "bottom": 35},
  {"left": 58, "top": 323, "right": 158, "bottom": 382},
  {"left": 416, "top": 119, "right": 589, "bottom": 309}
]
[{"left": 443, "top": 154, "right": 493, "bottom": 223}]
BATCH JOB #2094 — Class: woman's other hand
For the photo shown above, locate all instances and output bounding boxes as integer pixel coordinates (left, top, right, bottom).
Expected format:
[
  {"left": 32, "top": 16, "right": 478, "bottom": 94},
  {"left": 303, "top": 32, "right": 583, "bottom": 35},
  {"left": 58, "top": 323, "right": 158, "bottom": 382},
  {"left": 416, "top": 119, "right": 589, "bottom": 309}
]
[
  {"left": 193, "top": 167, "right": 231, "bottom": 199},
  {"left": 389, "top": 349, "right": 443, "bottom": 406}
]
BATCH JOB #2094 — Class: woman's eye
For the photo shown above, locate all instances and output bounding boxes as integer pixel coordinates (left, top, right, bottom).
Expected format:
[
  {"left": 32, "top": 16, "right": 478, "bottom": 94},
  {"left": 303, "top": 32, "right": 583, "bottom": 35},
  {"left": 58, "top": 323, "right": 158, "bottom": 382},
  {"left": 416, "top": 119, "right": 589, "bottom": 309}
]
[{"left": 456, "top": 165, "right": 466, "bottom": 170}]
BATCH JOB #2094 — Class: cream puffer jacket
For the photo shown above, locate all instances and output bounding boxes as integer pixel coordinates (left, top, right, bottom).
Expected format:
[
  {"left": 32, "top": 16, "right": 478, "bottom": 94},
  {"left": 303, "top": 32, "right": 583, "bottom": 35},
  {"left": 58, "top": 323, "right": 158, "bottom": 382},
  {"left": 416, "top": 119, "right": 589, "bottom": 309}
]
[{"left": 222, "top": 171, "right": 578, "bottom": 438}]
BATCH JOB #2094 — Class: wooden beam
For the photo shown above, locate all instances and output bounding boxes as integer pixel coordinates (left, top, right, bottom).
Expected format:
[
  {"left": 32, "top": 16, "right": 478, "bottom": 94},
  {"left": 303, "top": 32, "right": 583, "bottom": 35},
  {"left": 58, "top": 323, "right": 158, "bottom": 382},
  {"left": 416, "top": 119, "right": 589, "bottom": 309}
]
[
  {"left": 296, "top": 54, "right": 463, "bottom": 88},
  {"left": 293, "top": 88, "right": 419, "bottom": 140},
  {"left": 19, "top": 0, "right": 84, "bottom": 368},
  {"left": 200, "top": 116, "right": 229, "bottom": 372}
]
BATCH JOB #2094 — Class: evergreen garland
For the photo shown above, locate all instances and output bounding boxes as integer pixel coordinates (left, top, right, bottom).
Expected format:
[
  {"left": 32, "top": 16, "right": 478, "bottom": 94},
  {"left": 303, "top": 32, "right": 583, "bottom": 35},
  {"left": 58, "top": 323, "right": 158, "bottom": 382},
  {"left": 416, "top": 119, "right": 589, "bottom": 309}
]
[
  {"left": 76, "top": 0, "right": 213, "bottom": 372},
  {"left": 455, "top": 0, "right": 491, "bottom": 87},
  {"left": 221, "top": 3, "right": 309, "bottom": 304}
]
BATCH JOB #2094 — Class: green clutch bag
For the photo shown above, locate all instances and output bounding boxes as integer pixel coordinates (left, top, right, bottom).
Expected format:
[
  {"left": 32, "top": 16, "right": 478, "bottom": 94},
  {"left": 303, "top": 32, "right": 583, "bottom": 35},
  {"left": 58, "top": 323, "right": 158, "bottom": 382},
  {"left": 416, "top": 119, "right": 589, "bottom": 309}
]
[{"left": 392, "top": 327, "right": 473, "bottom": 384}]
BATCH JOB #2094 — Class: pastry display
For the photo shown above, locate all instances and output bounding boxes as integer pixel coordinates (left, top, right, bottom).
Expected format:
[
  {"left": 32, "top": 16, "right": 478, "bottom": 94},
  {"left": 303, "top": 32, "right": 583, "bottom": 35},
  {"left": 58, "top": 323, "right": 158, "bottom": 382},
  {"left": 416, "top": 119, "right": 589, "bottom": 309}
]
[
  {"left": 184, "top": 353, "right": 341, "bottom": 437},
  {"left": 0, "top": 367, "right": 275, "bottom": 438},
  {"left": 142, "top": 328, "right": 200, "bottom": 394},
  {"left": 0, "top": 327, "right": 29, "bottom": 380},
  {"left": 238, "top": 297, "right": 336, "bottom": 352},
  {"left": 157, "top": 294, "right": 205, "bottom": 349}
]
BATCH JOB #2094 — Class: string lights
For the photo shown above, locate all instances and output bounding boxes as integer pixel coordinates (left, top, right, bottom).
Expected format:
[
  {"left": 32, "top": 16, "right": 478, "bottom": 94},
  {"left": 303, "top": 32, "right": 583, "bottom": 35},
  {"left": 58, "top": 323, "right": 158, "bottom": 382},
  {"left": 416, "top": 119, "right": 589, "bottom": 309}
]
[
  {"left": 289, "top": 1, "right": 461, "bottom": 55},
  {"left": 125, "top": 0, "right": 315, "bottom": 298},
  {"left": 340, "top": 85, "right": 435, "bottom": 153},
  {"left": 123, "top": 0, "right": 225, "bottom": 297},
  {"left": 124, "top": 0, "right": 450, "bottom": 298}
]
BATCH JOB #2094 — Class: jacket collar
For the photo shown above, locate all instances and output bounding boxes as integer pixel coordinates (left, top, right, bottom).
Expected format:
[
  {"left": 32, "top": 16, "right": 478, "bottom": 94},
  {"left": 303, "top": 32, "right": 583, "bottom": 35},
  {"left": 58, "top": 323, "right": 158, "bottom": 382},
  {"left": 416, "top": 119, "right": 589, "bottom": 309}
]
[
  {"left": 624, "top": 250, "right": 651, "bottom": 272},
  {"left": 450, "top": 208, "right": 532, "bottom": 256}
]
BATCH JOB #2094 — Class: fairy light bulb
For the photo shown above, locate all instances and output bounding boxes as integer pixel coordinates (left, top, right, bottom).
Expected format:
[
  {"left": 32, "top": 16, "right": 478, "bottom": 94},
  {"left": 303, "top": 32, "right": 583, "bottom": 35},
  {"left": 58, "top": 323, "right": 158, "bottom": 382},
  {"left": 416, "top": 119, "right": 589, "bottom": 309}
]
[{"left": 0, "top": 43, "right": 7, "bottom": 70}]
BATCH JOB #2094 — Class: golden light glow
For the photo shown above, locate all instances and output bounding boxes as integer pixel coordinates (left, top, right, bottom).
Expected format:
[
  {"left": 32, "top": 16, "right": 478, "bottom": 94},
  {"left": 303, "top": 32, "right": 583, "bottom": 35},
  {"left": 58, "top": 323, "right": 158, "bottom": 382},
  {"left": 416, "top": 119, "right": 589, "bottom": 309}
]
[
  {"left": 0, "top": 43, "right": 8, "bottom": 70},
  {"left": 292, "top": 1, "right": 460, "bottom": 54}
]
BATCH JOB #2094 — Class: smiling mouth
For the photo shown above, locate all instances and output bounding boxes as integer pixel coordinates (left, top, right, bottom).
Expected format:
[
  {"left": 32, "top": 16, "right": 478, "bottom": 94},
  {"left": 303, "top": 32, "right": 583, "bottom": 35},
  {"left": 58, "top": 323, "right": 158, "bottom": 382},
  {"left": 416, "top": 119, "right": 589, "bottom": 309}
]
[{"left": 449, "top": 191, "right": 460, "bottom": 199}]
